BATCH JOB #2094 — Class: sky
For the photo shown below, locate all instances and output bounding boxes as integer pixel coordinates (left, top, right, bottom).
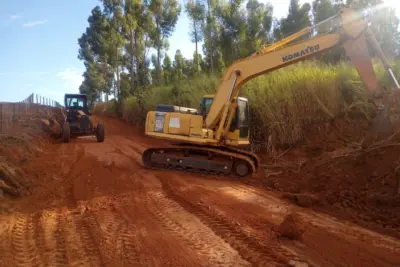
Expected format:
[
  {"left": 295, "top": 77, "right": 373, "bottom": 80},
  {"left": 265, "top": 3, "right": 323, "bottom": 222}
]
[{"left": 0, "top": 0, "right": 398, "bottom": 104}]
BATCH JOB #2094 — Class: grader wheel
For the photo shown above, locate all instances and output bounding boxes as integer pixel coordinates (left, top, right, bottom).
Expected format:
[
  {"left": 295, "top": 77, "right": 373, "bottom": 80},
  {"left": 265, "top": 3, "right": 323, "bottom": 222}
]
[
  {"left": 96, "top": 122, "right": 105, "bottom": 142},
  {"left": 62, "top": 122, "right": 70, "bottom": 143}
]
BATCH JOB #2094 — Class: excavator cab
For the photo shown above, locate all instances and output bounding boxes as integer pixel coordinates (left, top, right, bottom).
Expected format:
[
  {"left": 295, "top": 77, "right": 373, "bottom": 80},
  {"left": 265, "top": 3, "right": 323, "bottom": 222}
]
[{"left": 199, "top": 95, "right": 250, "bottom": 145}]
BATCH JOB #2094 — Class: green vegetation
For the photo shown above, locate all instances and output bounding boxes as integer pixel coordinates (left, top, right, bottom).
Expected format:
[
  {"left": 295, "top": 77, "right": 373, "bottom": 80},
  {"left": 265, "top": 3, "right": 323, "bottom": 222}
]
[{"left": 80, "top": 0, "right": 400, "bottom": 149}]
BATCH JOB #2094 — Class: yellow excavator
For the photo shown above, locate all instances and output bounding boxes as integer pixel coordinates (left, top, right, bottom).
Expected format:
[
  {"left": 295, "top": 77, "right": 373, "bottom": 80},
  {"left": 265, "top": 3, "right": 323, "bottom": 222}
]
[{"left": 142, "top": 8, "right": 400, "bottom": 177}]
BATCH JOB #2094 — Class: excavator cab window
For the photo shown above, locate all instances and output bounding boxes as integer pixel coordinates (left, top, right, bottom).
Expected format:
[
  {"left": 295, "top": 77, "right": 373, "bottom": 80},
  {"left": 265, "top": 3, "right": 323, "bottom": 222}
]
[
  {"left": 199, "top": 97, "right": 214, "bottom": 119},
  {"left": 229, "top": 98, "right": 249, "bottom": 138}
]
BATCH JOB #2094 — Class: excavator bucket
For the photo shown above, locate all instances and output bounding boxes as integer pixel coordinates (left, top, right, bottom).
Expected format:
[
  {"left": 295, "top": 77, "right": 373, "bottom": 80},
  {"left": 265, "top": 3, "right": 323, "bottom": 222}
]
[
  {"left": 384, "top": 89, "right": 400, "bottom": 131},
  {"left": 342, "top": 29, "right": 399, "bottom": 142}
]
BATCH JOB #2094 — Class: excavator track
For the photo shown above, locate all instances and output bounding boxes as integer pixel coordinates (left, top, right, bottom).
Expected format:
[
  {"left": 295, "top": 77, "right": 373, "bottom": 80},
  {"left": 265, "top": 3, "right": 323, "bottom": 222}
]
[{"left": 142, "top": 143, "right": 259, "bottom": 177}]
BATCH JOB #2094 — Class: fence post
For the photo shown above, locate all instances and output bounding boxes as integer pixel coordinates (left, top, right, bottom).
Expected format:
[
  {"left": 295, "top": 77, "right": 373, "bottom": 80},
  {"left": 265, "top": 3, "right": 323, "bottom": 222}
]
[
  {"left": 0, "top": 103, "right": 2, "bottom": 133},
  {"left": 12, "top": 103, "right": 16, "bottom": 122},
  {"left": 36, "top": 94, "right": 39, "bottom": 111}
]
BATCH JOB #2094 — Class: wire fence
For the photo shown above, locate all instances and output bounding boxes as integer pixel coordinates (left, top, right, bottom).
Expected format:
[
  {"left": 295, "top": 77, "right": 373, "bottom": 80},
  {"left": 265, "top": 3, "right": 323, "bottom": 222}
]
[
  {"left": 20, "top": 93, "right": 63, "bottom": 107},
  {"left": 0, "top": 93, "right": 63, "bottom": 133}
]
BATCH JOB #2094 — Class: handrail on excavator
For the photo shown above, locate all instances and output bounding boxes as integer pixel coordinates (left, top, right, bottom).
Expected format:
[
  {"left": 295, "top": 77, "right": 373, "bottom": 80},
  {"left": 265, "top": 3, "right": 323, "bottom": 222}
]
[{"left": 252, "top": 14, "right": 340, "bottom": 56}]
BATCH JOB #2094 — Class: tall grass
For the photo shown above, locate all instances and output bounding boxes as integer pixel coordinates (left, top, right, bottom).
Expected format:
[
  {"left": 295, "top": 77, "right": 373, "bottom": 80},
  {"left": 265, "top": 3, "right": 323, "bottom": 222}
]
[{"left": 94, "top": 59, "right": 400, "bottom": 149}]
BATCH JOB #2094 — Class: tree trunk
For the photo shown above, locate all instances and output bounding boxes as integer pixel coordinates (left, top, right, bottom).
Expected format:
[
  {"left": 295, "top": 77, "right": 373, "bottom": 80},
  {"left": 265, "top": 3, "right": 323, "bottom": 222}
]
[
  {"left": 155, "top": 18, "right": 161, "bottom": 85},
  {"left": 102, "top": 60, "right": 109, "bottom": 103},
  {"left": 195, "top": 35, "right": 199, "bottom": 72},
  {"left": 157, "top": 43, "right": 161, "bottom": 85},
  {"left": 207, "top": 0, "right": 214, "bottom": 73},
  {"left": 116, "top": 65, "right": 120, "bottom": 100},
  {"left": 135, "top": 31, "right": 141, "bottom": 87},
  {"left": 130, "top": 30, "right": 135, "bottom": 95}
]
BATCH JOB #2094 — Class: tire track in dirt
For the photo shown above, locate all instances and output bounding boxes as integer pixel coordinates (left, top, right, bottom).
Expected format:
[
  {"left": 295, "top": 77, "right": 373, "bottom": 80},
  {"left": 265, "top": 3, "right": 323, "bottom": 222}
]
[
  {"left": 33, "top": 211, "right": 69, "bottom": 267},
  {"left": 145, "top": 190, "right": 251, "bottom": 267},
  {"left": 90, "top": 188, "right": 143, "bottom": 265},
  {"left": 11, "top": 214, "right": 44, "bottom": 267},
  {"left": 194, "top": 183, "right": 303, "bottom": 260},
  {"left": 10, "top": 209, "right": 101, "bottom": 267},
  {"left": 232, "top": 184, "right": 400, "bottom": 252},
  {"left": 118, "top": 218, "right": 141, "bottom": 265},
  {"left": 32, "top": 212, "right": 47, "bottom": 265},
  {"left": 39, "top": 210, "right": 69, "bottom": 267},
  {"left": 94, "top": 210, "right": 125, "bottom": 264},
  {"left": 0, "top": 216, "right": 13, "bottom": 267},
  {"left": 109, "top": 137, "right": 144, "bottom": 165},
  {"left": 158, "top": 177, "right": 293, "bottom": 267},
  {"left": 101, "top": 203, "right": 141, "bottom": 265},
  {"left": 61, "top": 145, "right": 86, "bottom": 178},
  {"left": 128, "top": 142, "right": 146, "bottom": 154},
  {"left": 196, "top": 180, "right": 400, "bottom": 267},
  {"left": 67, "top": 210, "right": 104, "bottom": 266}
]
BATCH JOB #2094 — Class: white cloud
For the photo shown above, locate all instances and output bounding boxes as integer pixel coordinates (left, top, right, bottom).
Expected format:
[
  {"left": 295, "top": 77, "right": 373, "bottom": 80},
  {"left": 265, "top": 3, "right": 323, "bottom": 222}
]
[
  {"left": 9, "top": 14, "right": 21, "bottom": 20},
  {"left": 56, "top": 68, "right": 83, "bottom": 90},
  {"left": 23, "top": 20, "right": 48, "bottom": 27}
]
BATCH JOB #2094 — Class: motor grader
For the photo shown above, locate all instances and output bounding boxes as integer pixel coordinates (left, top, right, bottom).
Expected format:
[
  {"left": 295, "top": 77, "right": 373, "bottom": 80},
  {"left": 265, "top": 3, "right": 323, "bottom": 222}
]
[
  {"left": 61, "top": 94, "right": 105, "bottom": 143},
  {"left": 142, "top": 8, "right": 400, "bottom": 177}
]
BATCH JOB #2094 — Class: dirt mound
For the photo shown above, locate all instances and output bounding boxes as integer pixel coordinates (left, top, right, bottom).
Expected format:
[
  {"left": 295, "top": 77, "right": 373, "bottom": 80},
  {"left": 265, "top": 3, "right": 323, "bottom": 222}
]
[
  {"left": 257, "top": 118, "right": 400, "bottom": 237},
  {"left": 0, "top": 106, "right": 62, "bottom": 198},
  {"left": 278, "top": 213, "right": 308, "bottom": 240}
]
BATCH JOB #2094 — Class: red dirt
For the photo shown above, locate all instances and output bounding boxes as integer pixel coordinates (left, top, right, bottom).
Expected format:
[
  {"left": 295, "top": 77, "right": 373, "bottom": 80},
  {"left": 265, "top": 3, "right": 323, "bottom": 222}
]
[
  {"left": 1, "top": 115, "right": 400, "bottom": 267},
  {"left": 255, "top": 118, "right": 400, "bottom": 239},
  {"left": 278, "top": 213, "right": 308, "bottom": 241}
]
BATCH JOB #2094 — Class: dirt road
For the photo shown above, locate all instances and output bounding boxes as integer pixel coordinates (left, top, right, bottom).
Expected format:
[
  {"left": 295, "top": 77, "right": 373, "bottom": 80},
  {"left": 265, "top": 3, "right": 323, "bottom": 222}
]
[{"left": 1, "top": 116, "right": 399, "bottom": 267}]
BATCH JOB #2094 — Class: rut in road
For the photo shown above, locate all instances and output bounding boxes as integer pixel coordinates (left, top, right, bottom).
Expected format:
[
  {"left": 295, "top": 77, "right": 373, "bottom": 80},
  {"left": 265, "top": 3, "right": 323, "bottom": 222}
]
[
  {"left": 11, "top": 214, "right": 43, "bottom": 267},
  {"left": 145, "top": 190, "right": 250, "bottom": 266},
  {"left": 156, "top": 174, "right": 293, "bottom": 267},
  {"left": 4, "top": 208, "right": 105, "bottom": 267}
]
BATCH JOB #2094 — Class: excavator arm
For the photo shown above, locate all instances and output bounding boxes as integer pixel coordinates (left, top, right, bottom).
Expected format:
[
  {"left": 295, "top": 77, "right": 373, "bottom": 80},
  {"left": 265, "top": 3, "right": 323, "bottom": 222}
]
[{"left": 206, "top": 8, "right": 399, "bottom": 141}]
